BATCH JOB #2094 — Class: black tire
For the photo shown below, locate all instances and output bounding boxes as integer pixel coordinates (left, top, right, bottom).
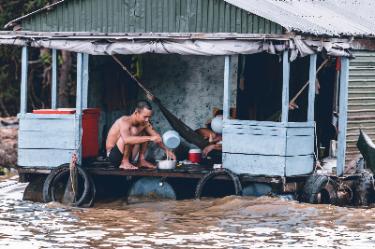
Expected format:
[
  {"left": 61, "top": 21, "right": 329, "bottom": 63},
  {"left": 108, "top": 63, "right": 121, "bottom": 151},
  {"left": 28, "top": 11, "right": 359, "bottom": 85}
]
[
  {"left": 43, "top": 164, "right": 94, "bottom": 207},
  {"left": 50, "top": 165, "right": 92, "bottom": 207},
  {"left": 195, "top": 169, "right": 242, "bottom": 199},
  {"left": 302, "top": 175, "right": 338, "bottom": 204},
  {"left": 82, "top": 173, "right": 96, "bottom": 208},
  {"left": 42, "top": 164, "right": 70, "bottom": 203}
]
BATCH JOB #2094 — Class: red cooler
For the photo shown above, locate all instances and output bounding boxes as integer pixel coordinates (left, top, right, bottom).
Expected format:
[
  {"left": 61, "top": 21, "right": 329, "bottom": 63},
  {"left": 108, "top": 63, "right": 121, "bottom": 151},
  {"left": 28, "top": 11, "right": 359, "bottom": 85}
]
[
  {"left": 32, "top": 108, "right": 101, "bottom": 159},
  {"left": 188, "top": 149, "right": 202, "bottom": 164}
]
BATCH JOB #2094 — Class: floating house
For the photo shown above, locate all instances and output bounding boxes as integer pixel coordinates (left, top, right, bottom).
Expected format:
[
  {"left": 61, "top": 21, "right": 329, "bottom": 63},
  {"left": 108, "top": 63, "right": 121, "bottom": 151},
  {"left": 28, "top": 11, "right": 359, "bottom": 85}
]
[{"left": 1, "top": 0, "right": 375, "bottom": 206}]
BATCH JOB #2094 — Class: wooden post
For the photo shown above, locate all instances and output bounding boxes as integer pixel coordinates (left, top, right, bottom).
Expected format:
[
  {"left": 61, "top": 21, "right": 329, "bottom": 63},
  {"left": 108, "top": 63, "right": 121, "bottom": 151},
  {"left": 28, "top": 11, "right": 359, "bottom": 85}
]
[
  {"left": 82, "top": 53, "right": 89, "bottom": 109},
  {"left": 337, "top": 57, "right": 349, "bottom": 177},
  {"left": 75, "top": 53, "right": 84, "bottom": 164},
  {"left": 223, "top": 55, "right": 232, "bottom": 120},
  {"left": 51, "top": 49, "right": 58, "bottom": 109},
  {"left": 307, "top": 54, "right": 317, "bottom": 122},
  {"left": 281, "top": 51, "right": 290, "bottom": 123},
  {"left": 20, "top": 46, "right": 28, "bottom": 114}
]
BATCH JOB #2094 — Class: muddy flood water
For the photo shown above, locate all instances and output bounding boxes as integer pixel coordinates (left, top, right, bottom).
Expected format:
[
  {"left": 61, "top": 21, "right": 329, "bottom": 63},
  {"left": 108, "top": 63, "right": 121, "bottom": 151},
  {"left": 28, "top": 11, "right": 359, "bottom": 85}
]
[{"left": 1, "top": 176, "right": 375, "bottom": 249}]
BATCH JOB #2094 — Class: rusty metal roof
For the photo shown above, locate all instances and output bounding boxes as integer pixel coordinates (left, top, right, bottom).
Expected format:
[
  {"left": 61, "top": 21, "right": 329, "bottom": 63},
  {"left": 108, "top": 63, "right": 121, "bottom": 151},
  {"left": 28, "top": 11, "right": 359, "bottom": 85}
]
[{"left": 225, "top": 0, "right": 375, "bottom": 37}]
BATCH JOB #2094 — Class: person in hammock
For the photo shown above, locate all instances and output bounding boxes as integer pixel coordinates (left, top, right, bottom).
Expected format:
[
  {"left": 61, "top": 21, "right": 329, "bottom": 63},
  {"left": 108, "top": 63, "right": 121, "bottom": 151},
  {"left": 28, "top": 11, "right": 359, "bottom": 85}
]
[
  {"left": 106, "top": 100, "right": 176, "bottom": 170},
  {"left": 195, "top": 110, "right": 223, "bottom": 164}
]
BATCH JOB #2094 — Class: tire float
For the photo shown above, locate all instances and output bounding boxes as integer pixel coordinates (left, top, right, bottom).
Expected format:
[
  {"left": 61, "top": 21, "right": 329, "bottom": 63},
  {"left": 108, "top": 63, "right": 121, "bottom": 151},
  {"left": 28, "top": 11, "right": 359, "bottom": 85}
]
[
  {"left": 302, "top": 175, "right": 338, "bottom": 204},
  {"left": 195, "top": 169, "right": 242, "bottom": 199},
  {"left": 42, "top": 163, "right": 95, "bottom": 207}
]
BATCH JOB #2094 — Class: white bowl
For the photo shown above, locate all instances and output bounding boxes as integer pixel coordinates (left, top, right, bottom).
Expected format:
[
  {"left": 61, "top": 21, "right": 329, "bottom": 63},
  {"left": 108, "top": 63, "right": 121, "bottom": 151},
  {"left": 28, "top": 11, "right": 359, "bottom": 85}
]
[
  {"left": 157, "top": 160, "right": 176, "bottom": 170},
  {"left": 211, "top": 115, "right": 223, "bottom": 134}
]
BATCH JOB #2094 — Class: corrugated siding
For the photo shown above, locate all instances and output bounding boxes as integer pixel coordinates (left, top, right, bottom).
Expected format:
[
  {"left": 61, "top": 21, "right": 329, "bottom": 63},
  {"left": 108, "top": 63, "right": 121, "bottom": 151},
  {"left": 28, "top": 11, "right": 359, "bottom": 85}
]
[
  {"left": 346, "top": 51, "right": 375, "bottom": 165},
  {"left": 21, "top": 0, "right": 282, "bottom": 34}
]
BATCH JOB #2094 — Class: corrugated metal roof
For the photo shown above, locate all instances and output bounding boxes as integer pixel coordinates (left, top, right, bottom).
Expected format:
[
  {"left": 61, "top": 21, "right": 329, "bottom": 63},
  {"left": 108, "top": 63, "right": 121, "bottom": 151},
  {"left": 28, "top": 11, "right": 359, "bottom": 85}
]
[
  {"left": 5, "top": 0, "right": 375, "bottom": 38},
  {"left": 225, "top": 0, "right": 375, "bottom": 37}
]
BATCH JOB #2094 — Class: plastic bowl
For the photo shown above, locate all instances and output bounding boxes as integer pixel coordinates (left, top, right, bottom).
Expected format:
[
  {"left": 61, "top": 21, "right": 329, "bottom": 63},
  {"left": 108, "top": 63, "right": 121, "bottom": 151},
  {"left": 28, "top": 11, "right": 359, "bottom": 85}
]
[
  {"left": 162, "top": 130, "right": 181, "bottom": 149},
  {"left": 211, "top": 115, "right": 223, "bottom": 134},
  {"left": 157, "top": 160, "right": 176, "bottom": 170}
]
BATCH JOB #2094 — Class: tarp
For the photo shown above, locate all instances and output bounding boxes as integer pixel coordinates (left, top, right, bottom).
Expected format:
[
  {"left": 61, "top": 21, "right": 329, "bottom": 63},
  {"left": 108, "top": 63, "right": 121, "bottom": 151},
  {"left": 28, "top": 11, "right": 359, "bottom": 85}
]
[{"left": 0, "top": 36, "right": 351, "bottom": 59}]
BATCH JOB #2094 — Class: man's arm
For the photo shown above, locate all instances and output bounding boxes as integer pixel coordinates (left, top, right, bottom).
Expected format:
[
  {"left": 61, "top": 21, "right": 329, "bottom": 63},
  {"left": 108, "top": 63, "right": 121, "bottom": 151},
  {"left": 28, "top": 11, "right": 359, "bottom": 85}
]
[
  {"left": 203, "top": 143, "right": 222, "bottom": 157},
  {"left": 144, "top": 123, "right": 163, "bottom": 145},
  {"left": 120, "top": 123, "right": 159, "bottom": 145},
  {"left": 145, "top": 124, "right": 176, "bottom": 160}
]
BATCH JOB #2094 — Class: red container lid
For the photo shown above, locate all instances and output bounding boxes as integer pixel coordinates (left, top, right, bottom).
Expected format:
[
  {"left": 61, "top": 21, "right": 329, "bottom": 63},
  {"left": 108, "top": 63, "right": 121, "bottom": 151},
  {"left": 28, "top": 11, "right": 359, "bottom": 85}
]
[
  {"left": 32, "top": 108, "right": 75, "bottom": 114},
  {"left": 32, "top": 108, "right": 100, "bottom": 115}
]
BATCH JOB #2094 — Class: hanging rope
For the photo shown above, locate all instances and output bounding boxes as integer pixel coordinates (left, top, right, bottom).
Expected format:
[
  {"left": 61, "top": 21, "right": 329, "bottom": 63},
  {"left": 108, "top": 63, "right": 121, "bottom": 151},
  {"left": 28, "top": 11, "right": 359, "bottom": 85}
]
[
  {"left": 111, "top": 55, "right": 154, "bottom": 99},
  {"left": 69, "top": 153, "right": 78, "bottom": 202}
]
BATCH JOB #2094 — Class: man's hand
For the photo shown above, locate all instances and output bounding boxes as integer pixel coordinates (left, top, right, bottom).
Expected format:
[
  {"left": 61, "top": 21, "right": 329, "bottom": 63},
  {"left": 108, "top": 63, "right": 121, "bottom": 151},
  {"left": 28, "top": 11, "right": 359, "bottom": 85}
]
[
  {"left": 150, "top": 135, "right": 162, "bottom": 143},
  {"left": 203, "top": 144, "right": 216, "bottom": 157},
  {"left": 165, "top": 149, "right": 176, "bottom": 160}
]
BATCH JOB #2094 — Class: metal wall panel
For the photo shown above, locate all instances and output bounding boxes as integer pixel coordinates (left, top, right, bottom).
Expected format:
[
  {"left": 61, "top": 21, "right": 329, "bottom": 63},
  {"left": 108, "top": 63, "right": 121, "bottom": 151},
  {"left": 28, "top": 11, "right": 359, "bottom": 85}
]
[
  {"left": 222, "top": 120, "right": 314, "bottom": 176},
  {"left": 346, "top": 51, "right": 375, "bottom": 166},
  {"left": 21, "top": 0, "right": 283, "bottom": 34},
  {"left": 18, "top": 113, "right": 78, "bottom": 167}
]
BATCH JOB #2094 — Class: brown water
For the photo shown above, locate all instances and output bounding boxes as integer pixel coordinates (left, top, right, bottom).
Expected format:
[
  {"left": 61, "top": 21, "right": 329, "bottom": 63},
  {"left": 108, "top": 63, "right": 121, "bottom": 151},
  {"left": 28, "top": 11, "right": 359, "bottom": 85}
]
[{"left": 1, "top": 177, "right": 375, "bottom": 249}]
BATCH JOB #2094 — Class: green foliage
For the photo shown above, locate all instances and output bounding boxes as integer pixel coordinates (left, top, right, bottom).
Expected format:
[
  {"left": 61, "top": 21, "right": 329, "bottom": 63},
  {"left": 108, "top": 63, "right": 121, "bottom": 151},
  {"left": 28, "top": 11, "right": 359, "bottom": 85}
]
[{"left": 0, "top": 1, "right": 51, "bottom": 116}]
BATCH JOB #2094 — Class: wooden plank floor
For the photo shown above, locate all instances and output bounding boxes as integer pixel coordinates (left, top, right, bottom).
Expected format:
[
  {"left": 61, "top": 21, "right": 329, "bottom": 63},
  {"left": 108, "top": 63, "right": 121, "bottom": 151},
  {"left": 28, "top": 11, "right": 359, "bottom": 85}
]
[
  {"left": 16, "top": 160, "right": 317, "bottom": 183},
  {"left": 87, "top": 165, "right": 211, "bottom": 179},
  {"left": 17, "top": 161, "right": 213, "bottom": 179}
]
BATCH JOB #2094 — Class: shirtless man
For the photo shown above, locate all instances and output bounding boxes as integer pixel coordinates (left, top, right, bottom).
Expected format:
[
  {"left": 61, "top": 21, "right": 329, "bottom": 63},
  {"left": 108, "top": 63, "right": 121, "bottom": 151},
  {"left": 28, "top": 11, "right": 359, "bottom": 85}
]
[{"left": 106, "top": 100, "right": 176, "bottom": 170}]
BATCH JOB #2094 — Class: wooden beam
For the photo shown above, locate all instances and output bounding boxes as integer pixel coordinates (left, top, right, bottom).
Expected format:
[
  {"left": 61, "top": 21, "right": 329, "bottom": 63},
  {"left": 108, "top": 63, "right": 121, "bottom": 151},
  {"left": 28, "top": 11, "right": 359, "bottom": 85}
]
[
  {"left": 337, "top": 57, "right": 349, "bottom": 177},
  {"left": 281, "top": 51, "right": 290, "bottom": 123},
  {"left": 51, "top": 49, "right": 58, "bottom": 109},
  {"left": 223, "top": 55, "right": 232, "bottom": 120},
  {"left": 82, "top": 53, "right": 89, "bottom": 109},
  {"left": 307, "top": 54, "right": 317, "bottom": 122},
  {"left": 20, "top": 46, "right": 28, "bottom": 114}
]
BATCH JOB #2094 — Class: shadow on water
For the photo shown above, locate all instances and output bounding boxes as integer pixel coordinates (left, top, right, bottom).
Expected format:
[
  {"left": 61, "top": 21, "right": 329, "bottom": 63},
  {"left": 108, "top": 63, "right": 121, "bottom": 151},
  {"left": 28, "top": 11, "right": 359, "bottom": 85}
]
[{"left": 0, "top": 176, "right": 375, "bottom": 248}]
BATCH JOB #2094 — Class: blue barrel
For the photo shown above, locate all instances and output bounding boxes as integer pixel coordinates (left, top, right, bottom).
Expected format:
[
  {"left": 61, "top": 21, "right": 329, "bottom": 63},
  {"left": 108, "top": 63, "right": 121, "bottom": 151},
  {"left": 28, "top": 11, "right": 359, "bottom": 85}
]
[{"left": 127, "top": 177, "right": 176, "bottom": 203}]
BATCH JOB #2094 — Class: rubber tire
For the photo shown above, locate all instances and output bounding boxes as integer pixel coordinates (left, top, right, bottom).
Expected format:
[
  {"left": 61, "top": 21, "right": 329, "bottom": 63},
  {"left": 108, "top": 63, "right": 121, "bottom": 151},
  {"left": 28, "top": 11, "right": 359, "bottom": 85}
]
[
  {"left": 43, "top": 164, "right": 93, "bottom": 207},
  {"left": 43, "top": 164, "right": 71, "bottom": 203},
  {"left": 81, "top": 173, "right": 96, "bottom": 208},
  {"left": 50, "top": 165, "right": 92, "bottom": 207},
  {"left": 302, "top": 175, "right": 338, "bottom": 204},
  {"left": 195, "top": 169, "right": 242, "bottom": 199},
  {"left": 51, "top": 168, "right": 96, "bottom": 208}
]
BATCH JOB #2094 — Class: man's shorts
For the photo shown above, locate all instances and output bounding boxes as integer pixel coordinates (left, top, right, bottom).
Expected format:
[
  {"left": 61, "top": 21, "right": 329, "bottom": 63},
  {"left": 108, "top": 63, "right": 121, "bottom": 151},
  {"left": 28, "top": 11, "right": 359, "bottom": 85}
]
[{"left": 108, "top": 144, "right": 123, "bottom": 167}]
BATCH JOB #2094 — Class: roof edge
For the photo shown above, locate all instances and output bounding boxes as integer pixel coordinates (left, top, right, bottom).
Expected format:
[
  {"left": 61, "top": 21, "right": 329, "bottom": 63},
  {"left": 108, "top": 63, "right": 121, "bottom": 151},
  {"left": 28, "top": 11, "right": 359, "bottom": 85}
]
[
  {"left": 0, "top": 31, "right": 292, "bottom": 41},
  {"left": 4, "top": 0, "right": 65, "bottom": 30}
]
